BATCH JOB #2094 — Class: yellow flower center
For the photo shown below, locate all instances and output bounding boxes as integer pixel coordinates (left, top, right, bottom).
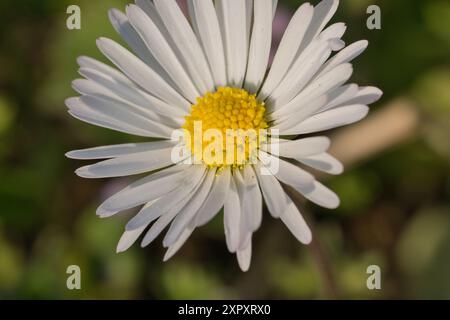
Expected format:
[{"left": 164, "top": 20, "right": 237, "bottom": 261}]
[{"left": 183, "top": 87, "right": 269, "bottom": 169}]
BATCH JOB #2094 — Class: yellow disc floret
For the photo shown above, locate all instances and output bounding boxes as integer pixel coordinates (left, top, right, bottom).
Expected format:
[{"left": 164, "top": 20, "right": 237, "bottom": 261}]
[{"left": 183, "top": 87, "right": 268, "bottom": 168}]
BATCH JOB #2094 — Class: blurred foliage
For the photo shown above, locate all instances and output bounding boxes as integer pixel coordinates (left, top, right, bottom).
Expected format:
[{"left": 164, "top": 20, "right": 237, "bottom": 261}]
[{"left": 0, "top": 0, "right": 449, "bottom": 299}]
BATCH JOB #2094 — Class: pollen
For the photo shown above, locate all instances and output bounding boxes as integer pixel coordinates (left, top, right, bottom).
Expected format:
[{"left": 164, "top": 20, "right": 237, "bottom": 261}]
[{"left": 182, "top": 87, "right": 269, "bottom": 168}]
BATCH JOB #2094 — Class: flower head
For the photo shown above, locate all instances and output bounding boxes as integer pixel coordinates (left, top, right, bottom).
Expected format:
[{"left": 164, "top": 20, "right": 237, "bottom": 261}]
[{"left": 67, "top": 0, "right": 382, "bottom": 271}]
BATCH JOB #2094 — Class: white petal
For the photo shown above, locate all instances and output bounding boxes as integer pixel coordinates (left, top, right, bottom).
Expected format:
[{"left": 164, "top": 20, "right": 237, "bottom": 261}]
[
  {"left": 140, "top": 201, "right": 186, "bottom": 248},
  {"left": 141, "top": 167, "right": 207, "bottom": 247},
  {"left": 241, "top": 166, "right": 263, "bottom": 232},
  {"left": 245, "top": 0, "right": 272, "bottom": 93},
  {"left": 259, "top": 151, "right": 315, "bottom": 192},
  {"left": 187, "top": 0, "right": 200, "bottom": 36},
  {"left": 72, "top": 78, "right": 181, "bottom": 128},
  {"left": 125, "top": 166, "right": 205, "bottom": 230},
  {"left": 75, "top": 147, "right": 175, "bottom": 179},
  {"left": 75, "top": 69, "right": 183, "bottom": 126},
  {"left": 344, "top": 86, "right": 383, "bottom": 106},
  {"left": 267, "top": 137, "right": 331, "bottom": 159},
  {"left": 272, "top": 84, "right": 359, "bottom": 125},
  {"left": 245, "top": 0, "right": 253, "bottom": 43},
  {"left": 163, "top": 169, "right": 216, "bottom": 247},
  {"left": 116, "top": 200, "right": 158, "bottom": 253},
  {"left": 163, "top": 227, "right": 194, "bottom": 261},
  {"left": 280, "top": 199, "right": 312, "bottom": 244},
  {"left": 71, "top": 79, "right": 155, "bottom": 122},
  {"left": 195, "top": 167, "right": 231, "bottom": 227},
  {"left": 66, "top": 97, "right": 161, "bottom": 137},
  {"left": 272, "top": 0, "right": 278, "bottom": 18},
  {"left": 271, "top": 63, "right": 354, "bottom": 119},
  {"left": 116, "top": 225, "right": 147, "bottom": 253},
  {"left": 224, "top": 176, "right": 241, "bottom": 253},
  {"left": 67, "top": 95, "right": 173, "bottom": 138},
  {"left": 268, "top": 22, "right": 347, "bottom": 109},
  {"left": 67, "top": 110, "right": 147, "bottom": 137},
  {"left": 260, "top": 167, "right": 333, "bottom": 220},
  {"left": 316, "top": 83, "right": 359, "bottom": 113},
  {"left": 216, "top": 0, "right": 248, "bottom": 87},
  {"left": 97, "top": 165, "right": 188, "bottom": 217},
  {"left": 233, "top": 171, "right": 253, "bottom": 249},
  {"left": 66, "top": 141, "right": 174, "bottom": 160},
  {"left": 254, "top": 164, "right": 287, "bottom": 218},
  {"left": 282, "top": 104, "right": 369, "bottom": 135},
  {"left": 72, "top": 78, "right": 110, "bottom": 97},
  {"left": 78, "top": 67, "right": 187, "bottom": 119},
  {"left": 125, "top": 194, "right": 176, "bottom": 231},
  {"left": 301, "top": 180, "right": 340, "bottom": 209},
  {"left": 135, "top": 0, "right": 187, "bottom": 67},
  {"left": 297, "top": 152, "right": 344, "bottom": 175},
  {"left": 300, "top": 0, "right": 339, "bottom": 52},
  {"left": 236, "top": 237, "right": 252, "bottom": 272},
  {"left": 135, "top": 0, "right": 193, "bottom": 75},
  {"left": 258, "top": 3, "right": 314, "bottom": 100},
  {"left": 108, "top": 8, "right": 174, "bottom": 87},
  {"left": 319, "top": 22, "right": 347, "bottom": 40},
  {"left": 188, "top": 0, "right": 227, "bottom": 86},
  {"left": 125, "top": 5, "right": 199, "bottom": 103},
  {"left": 271, "top": 95, "right": 328, "bottom": 130},
  {"left": 317, "top": 40, "right": 368, "bottom": 78},
  {"left": 153, "top": 0, "right": 214, "bottom": 94},
  {"left": 268, "top": 39, "right": 332, "bottom": 108},
  {"left": 328, "top": 38, "right": 345, "bottom": 51},
  {"left": 77, "top": 56, "right": 133, "bottom": 86},
  {"left": 135, "top": 0, "right": 169, "bottom": 32},
  {"left": 96, "top": 37, "right": 190, "bottom": 110}
]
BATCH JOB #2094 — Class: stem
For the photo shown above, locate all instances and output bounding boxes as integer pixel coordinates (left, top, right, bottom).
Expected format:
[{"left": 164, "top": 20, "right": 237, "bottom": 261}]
[
  {"left": 285, "top": 186, "right": 340, "bottom": 299},
  {"left": 306, "top": 215, "right": 340, "bottom": 299}
]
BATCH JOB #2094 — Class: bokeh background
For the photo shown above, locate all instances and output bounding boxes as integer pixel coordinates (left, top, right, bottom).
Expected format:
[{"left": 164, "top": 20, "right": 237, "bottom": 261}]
[{"left": 0, "top": 0, "right": 449, "bottom": 299}]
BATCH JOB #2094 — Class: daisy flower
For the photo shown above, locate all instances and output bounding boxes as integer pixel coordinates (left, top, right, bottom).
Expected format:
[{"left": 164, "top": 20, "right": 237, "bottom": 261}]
[{"left": 66, "top": 0, "right": 382, "bottom": 271}]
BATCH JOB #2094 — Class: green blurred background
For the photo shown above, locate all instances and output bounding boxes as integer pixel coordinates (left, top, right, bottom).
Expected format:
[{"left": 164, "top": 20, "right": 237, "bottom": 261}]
[{"left": 0, "top": 0, "right": 449, "bottom": 299}]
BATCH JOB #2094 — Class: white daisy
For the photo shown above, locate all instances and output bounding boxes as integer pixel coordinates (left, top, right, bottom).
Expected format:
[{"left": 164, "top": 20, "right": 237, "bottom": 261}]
[{"left": 66, "top": 0, "right": 382, "bottom": 272}]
